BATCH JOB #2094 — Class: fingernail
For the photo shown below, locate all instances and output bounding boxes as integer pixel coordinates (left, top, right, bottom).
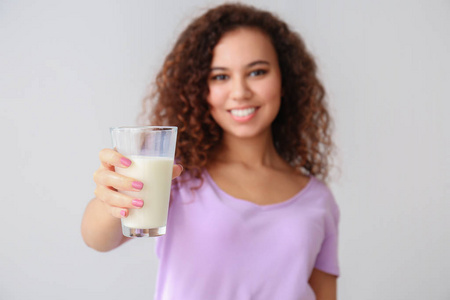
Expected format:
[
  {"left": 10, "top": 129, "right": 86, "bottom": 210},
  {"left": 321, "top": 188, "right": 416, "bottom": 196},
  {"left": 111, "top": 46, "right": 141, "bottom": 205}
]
[
  {"left": 120, "top": 210, "right": 127, "bottom": 217},
  {"left": 132, "top": 199, "right": 144, "bottom": 208},
  {"left": 179, "top": 164, "right": 184, "bottom": 173},
  {"left": 132, "top": 181, "right": 143, "bottom": 190},
  {"left": 120, "top": 157, "right": 132, "bottom": 167}
]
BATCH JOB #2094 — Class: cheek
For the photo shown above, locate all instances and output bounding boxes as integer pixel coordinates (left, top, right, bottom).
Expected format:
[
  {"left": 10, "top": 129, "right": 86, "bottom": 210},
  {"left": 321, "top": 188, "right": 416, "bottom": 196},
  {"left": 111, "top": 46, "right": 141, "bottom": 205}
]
[
  {"left": 207, "top": 85, "right": 227, "bottom": 108},
  {"left": 258, "top": 78, "right": 282, "bottom": 105},
  {"left": 207, "top": 87, "right": 225, "bottom": 124}
]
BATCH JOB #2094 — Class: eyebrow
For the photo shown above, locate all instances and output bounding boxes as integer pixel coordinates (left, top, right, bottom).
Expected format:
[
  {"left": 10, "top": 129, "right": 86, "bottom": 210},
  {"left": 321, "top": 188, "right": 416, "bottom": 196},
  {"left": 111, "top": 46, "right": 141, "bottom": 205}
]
[{"left": 210, "top": 60, "right": 270, "bottom": 71}]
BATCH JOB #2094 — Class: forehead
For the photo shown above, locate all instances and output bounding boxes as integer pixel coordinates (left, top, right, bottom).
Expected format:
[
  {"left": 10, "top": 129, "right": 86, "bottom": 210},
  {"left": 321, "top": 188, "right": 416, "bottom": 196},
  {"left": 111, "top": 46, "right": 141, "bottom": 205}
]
[{"left": 211, "top": 27, "right": 278, "bottom": 66}]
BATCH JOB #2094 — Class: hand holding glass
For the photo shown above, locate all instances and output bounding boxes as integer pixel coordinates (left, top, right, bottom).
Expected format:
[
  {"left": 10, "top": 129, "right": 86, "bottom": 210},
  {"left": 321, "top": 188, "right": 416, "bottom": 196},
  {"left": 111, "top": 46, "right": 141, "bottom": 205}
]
[{"left": 110, "top": 126, "right": 177, "bottom": 237}]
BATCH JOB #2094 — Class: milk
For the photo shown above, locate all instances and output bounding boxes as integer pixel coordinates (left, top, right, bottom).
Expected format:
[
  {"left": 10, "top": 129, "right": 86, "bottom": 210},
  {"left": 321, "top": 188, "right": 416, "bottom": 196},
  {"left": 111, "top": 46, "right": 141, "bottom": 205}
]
[{"left": 116, "top": 156, "right": 174, "bottom": 229}]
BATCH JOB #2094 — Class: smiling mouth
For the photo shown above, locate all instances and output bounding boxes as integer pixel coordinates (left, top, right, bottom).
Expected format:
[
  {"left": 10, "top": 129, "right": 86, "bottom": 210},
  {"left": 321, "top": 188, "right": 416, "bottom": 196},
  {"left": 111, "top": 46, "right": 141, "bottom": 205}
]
[{"left": 229, "top": 107, "right": 257, "bottom": 118}]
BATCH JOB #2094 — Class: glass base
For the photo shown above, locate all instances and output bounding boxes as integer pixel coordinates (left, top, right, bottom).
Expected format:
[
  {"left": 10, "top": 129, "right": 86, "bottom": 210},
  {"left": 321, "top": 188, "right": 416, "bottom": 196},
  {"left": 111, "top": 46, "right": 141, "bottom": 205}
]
[{"left": 122, "top": 225, "right": 166, "bottom": 238}]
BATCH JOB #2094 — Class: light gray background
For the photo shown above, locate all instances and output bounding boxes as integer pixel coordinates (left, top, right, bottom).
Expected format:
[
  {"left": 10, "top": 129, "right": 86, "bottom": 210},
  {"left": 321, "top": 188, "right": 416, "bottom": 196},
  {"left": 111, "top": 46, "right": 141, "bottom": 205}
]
[{"left": 1, "top": 0, "right": 449, "bottom": 299}]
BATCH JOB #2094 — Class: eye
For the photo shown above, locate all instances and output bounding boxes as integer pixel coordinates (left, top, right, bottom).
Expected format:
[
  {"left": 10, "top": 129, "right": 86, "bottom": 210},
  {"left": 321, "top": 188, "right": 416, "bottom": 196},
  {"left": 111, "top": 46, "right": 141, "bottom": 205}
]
[
  {"left": 249, "top": 69, "right": 267, "bottom": 77},
  {"left": 210, "top": 74, "right": 229, "bottom": 81}
]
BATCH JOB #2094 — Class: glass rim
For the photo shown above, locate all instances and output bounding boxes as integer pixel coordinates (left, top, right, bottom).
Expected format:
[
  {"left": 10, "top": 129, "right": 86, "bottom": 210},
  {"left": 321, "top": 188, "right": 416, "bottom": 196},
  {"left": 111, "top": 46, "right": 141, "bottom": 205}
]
[{"left": 110, "top": 126, "right": 177, "bottom": 132}]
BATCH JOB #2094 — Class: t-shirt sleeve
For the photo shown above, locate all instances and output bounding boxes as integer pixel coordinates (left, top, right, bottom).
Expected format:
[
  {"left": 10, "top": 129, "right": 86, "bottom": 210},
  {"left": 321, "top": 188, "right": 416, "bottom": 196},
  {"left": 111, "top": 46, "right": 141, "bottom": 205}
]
[{"left": 314, "top": 192, "right": 340, "bottom": 276}]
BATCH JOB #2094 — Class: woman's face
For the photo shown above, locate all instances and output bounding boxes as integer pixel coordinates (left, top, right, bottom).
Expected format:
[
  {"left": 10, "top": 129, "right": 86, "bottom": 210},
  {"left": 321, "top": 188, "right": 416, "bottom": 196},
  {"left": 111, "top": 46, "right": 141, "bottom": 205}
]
[{"left": 207, "top": 27, "right": 282, "bottom": 140}]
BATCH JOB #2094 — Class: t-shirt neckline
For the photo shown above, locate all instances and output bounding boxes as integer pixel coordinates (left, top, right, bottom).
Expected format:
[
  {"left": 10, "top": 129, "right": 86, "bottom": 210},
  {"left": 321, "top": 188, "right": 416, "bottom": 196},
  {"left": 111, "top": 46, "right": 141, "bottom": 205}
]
[{"left": 202, "top": 168, "right": 315, "bottom": 211}]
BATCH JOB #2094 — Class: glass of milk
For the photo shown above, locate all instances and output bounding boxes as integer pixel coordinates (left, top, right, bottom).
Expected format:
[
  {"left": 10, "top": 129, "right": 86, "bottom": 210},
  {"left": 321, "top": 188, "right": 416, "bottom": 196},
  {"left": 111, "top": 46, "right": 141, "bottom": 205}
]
[{"left": 110, "top": 126, "right": 177, "bottom": 237}]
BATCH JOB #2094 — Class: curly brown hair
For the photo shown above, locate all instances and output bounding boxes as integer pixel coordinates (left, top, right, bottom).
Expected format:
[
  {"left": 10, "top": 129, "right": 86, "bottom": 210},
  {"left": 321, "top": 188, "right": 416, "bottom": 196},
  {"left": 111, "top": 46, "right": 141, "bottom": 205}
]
[{"left": 140, "top": 3, "right": 334, "bottom": 181}]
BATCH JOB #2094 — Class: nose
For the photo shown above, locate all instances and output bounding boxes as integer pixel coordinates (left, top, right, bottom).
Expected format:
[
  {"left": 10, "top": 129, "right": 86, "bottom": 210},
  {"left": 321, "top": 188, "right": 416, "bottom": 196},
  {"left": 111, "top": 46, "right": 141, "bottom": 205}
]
[{"left": 230, "top": 76, "right": 252, "bottom": 101}]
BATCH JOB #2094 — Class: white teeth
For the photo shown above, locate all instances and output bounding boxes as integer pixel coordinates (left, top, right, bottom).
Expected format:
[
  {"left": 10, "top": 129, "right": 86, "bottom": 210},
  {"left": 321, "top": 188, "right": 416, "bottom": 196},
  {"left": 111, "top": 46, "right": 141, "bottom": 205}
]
[{"left": 230, "top": 107, "right": 256, "bottom": 117}]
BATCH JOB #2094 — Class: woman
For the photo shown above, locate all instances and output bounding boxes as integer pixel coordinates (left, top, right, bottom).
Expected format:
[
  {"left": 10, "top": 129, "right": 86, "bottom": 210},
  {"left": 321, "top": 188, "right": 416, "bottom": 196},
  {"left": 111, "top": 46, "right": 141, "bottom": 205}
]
[{"left": 82, "top": 3, "right": 339, "bottom": 299}]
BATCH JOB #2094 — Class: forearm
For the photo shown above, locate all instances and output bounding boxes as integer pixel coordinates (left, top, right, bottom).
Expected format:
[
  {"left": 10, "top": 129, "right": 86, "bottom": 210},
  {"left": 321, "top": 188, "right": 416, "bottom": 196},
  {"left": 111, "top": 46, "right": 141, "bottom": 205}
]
[
  {"left": 309, "top": 268, "right": 337, "bottom": 300},
  {"left": 81, "top": 198, "right": 129, "bottom": 252}
]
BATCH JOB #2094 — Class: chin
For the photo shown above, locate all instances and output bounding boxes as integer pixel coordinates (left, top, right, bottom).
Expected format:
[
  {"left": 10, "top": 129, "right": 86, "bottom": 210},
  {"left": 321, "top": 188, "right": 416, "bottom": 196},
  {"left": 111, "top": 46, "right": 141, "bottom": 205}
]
[{"left": 224, "top": 127, "right": 271, "bottom": 140}]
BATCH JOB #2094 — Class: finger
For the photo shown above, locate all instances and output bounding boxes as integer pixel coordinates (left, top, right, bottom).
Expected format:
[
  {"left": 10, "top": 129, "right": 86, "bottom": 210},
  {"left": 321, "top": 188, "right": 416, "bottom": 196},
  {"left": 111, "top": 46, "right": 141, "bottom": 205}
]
[
  {"left": 99, "top": 148, "right": 132, "bottom": 170},
  {"left": 93, "top": 168, "right": 144, "bottom": 192},
  {"left": 94, "top": 185, "right": 145, "bottom": 209},
  {"left": 172, "top": 164, "right": 184, "bottom": 179},
  {"left": 110, "top": 206, "right": 129, "bottom": 219}
]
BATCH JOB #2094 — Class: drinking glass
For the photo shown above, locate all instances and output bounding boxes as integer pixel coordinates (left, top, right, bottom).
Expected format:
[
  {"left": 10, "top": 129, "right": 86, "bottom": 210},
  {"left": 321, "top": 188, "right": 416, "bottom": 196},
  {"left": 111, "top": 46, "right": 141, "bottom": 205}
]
[{"left": 110, "top": 126, "right": 177, "bottom": 237}]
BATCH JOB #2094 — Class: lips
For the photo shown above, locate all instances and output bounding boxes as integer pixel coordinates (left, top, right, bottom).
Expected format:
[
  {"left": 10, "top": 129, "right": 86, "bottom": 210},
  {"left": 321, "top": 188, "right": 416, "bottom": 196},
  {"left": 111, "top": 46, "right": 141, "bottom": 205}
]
[{"left": 228, "top": 107, "right": 258, "bottom": 122}]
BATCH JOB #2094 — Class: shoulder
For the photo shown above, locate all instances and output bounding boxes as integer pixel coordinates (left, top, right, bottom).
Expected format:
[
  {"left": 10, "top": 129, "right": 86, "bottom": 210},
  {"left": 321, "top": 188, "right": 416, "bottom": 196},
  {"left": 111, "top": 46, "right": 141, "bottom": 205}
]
[
  {"left": 307, "top": 177, "right": 340, "bottom": 220},
  {"left": 170, "top": 169, "right": 212, "bottom": 203},
  {"left": 172, "top": 169, "right": 204, "bottom": 190}
]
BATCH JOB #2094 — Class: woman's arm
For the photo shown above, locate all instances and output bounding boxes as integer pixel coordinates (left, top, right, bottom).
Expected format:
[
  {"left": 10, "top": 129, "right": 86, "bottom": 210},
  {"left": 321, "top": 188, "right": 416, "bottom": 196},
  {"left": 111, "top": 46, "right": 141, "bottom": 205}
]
[
  {"left": 309, "top": 268, "right": 337, "bottom": 300},
  {"left": 81, "top": 197, "right": 130, "bottom": 252}
]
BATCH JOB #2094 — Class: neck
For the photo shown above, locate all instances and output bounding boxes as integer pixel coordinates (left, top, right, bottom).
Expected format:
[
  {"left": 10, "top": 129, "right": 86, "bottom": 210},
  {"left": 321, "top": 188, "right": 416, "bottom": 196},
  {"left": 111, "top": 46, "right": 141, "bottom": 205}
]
[{"left": 210, "top": 130, "right": 284, "bottom": 169}]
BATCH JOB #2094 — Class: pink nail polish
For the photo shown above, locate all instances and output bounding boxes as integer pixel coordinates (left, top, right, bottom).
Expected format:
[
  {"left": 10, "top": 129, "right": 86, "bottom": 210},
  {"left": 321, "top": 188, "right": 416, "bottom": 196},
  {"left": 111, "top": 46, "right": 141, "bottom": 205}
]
[
  {"left": 120, "top": 157, "right": 132, "bottom": 167},
  {"left": 132, "top": 199, "right": 144, "bottom": 208},
  {"left": 132, "top": 181, "right": 143, "bottom": 190},
  {"left": 120, "top": 210, "right": 127, "bottom": 217}
]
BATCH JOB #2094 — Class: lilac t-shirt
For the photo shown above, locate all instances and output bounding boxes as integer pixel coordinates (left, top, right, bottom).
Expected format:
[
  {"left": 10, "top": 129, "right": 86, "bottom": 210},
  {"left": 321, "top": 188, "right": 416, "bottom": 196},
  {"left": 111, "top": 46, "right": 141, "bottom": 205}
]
[{"left": 154, "top": 170, "right": 340, "bottom": 300}]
